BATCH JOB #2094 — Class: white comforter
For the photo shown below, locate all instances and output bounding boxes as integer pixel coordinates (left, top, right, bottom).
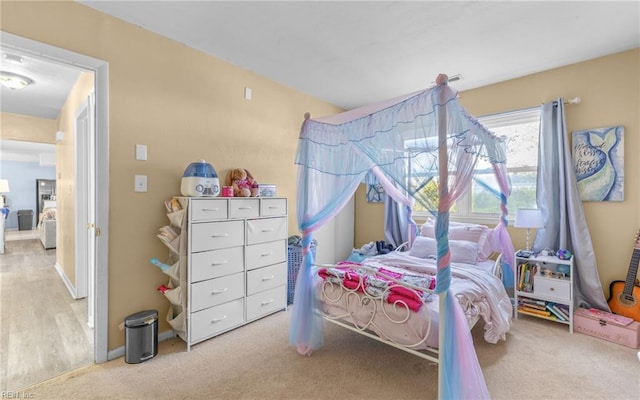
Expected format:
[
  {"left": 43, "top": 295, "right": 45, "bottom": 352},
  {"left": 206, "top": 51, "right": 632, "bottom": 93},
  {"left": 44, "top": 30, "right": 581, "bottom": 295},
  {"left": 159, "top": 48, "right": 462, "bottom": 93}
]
[{"left": 318, "top": 252, "right": 512, "bottom": 348}]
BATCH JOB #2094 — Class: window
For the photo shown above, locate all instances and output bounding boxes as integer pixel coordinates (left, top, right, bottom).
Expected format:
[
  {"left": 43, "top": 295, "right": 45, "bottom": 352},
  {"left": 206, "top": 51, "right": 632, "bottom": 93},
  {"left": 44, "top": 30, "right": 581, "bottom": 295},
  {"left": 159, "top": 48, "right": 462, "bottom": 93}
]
[{"left": 412, "top": 107, "right": 541, "bottom": 223}]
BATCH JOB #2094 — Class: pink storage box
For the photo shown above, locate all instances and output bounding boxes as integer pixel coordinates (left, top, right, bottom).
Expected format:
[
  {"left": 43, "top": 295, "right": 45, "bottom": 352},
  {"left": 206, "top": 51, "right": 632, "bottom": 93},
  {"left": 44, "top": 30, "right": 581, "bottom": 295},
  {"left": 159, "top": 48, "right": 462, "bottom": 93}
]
[{"left": 574, "top": 308, "right": 640, "bottom": 349}]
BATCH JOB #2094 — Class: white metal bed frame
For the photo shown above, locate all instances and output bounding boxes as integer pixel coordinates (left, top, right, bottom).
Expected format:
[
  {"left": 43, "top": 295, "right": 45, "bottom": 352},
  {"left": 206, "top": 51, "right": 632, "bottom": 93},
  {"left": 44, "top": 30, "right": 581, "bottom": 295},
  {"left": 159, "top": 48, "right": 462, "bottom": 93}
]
[{"left": 316, "top": 254, "right": 503, "bottom": 364}]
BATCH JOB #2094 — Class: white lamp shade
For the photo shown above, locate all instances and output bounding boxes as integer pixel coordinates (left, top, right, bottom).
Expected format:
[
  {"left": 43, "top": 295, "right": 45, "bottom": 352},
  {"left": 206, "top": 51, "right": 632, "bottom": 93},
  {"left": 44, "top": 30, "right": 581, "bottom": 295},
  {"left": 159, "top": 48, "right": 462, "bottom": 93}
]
[
  {"left": 0, "top": 179, "right": 9, "bottom": 193},
  {"left": 514, "top": 208, "right": 543, "bottom": 229}
]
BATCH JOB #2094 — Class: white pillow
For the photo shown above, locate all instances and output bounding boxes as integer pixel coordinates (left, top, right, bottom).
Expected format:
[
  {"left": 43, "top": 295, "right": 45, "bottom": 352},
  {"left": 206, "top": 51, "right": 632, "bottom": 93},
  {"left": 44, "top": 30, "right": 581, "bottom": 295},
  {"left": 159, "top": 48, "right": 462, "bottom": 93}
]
[
  {"left": 409, "top": 236, "right": 478, "bottom": 265},
  {"left": 420, "top": 220, "right": 492, "bottom": 261},
  {"left": 408, "top": 236, "right": 437, "bottom": 258}
]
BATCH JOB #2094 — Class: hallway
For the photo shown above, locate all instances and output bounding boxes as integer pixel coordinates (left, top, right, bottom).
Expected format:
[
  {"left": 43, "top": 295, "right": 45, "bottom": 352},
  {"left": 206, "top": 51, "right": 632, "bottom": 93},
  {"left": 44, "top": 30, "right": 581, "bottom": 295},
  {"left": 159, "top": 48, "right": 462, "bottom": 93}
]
[{"left": 0, "top": 234, "right": 93, "bottom": 391}]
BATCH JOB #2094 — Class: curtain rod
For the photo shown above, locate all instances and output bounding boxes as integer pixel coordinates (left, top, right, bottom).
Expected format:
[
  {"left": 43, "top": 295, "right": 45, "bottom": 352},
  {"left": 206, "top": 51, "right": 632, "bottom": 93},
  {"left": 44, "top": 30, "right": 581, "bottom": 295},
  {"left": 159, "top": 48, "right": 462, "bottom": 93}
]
[{"left": 554, "top": 97, "right": 581, "bottom": 105}]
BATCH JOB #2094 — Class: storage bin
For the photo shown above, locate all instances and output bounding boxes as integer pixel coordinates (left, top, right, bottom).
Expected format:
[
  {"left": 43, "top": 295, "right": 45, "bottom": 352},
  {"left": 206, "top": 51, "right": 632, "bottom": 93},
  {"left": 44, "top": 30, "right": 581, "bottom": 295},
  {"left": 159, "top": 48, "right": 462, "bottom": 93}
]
[
  {"left": 124, "top": 310, "right": 158, "bottom": 364},
  {"left": 574, "top": 307, "right": 640, "bottom": 349},
  {"left": 287, "top": 244, "right": 316, "bottom": 305}
]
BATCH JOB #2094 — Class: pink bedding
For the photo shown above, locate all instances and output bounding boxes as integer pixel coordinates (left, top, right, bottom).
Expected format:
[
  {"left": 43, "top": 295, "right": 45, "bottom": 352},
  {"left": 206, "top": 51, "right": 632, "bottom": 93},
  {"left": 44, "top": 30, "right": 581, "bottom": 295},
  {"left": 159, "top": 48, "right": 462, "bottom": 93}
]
[{"left": 317, "top": 252, "right": 512, "bottom": 349}]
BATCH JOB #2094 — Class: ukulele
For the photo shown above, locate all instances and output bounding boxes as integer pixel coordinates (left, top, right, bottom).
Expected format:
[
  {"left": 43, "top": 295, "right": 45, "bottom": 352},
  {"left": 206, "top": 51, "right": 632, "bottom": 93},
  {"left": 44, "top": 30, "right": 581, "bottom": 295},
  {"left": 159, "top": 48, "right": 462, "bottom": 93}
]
[{"left": 607, "top": 229, "right": 640, "bottom": 322}]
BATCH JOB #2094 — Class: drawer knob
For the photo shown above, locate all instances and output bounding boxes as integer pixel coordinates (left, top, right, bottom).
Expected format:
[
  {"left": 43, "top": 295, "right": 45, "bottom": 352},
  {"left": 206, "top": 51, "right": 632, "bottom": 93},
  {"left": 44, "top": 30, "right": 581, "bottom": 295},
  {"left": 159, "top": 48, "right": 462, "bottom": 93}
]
[
  {"left": 262, "top": 275, "right": 275, "bottom": 281},
  {"left": 211, "top": 315, "right": 228, "bottom": 323},
  {"left": 201, "top": 208, "right": 219, "bottom": 212},
  {"left": 238, "top": 206, "right": 252, "bottom": 210},
  {"left": 261, "top": 299, "right": 274, "bottom": 306},
  {"left": 261, "top": 228, "right": 274, "bottom": 233},
  {"left": 210, "top": 261, "right": 228, "bottom": 266},
  {"left": 211, "top": 233, "right": 229, "bottom": 238},
  {"left": 268, "top": 206, "right": 278, "bottom": 209},
  {"left": 211, "top": 288, "right": 228, "bottom": 295},
  {"left": 261, "top": 251, "right": 273, "bottom": 257},
  {"left": 550, "top": 288, "right": 555, "bottom": 291}
]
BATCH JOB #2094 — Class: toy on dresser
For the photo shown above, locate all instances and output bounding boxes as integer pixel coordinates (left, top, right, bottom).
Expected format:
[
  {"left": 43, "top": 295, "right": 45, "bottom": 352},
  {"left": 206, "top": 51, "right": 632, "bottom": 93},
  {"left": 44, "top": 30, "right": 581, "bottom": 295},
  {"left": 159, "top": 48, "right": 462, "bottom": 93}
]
[{"left": 225, "top": 168, "right": 259, "bottom": 197}]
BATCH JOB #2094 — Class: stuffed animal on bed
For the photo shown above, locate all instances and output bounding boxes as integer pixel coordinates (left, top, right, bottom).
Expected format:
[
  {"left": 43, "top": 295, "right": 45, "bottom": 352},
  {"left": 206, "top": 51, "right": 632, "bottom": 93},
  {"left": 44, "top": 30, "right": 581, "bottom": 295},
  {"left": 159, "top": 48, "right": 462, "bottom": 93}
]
[{"left": 225, "top": 168, "right": 259, "bottom": 197}]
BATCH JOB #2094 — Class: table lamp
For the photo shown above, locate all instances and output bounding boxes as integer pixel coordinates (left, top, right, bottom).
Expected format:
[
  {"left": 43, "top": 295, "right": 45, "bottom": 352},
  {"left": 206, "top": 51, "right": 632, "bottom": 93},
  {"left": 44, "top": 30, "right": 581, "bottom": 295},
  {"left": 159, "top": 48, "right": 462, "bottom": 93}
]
[
  {"left": 0, "top": 179, "right": 9, "bottom": 208},
  {"left": 514, "top": 208, "right": 543, "bottom": 252}
]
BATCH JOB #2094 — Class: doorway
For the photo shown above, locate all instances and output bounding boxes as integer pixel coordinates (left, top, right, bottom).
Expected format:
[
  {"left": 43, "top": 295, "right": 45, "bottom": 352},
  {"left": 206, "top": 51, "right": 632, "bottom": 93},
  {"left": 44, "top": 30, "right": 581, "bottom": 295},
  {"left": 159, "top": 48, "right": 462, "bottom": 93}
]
[{"left": 0, "top": 31, "right": 109, "bottom": 386}]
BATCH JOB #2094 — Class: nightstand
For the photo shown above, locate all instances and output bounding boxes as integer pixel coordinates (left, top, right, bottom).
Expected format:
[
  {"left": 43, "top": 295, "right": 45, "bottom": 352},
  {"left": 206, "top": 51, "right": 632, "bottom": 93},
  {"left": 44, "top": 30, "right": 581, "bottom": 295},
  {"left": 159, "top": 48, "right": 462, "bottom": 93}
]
[{"left": 514, "top": 251, "right": 574, "bottom": 333}]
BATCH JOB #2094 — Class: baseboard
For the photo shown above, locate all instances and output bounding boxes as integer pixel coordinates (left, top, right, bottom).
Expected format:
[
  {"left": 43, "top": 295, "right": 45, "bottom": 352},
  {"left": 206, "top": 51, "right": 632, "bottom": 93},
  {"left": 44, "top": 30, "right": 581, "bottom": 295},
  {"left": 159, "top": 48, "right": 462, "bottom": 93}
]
[
  {"left": 54, "top": 262, "right": 78, "bottom": 299},
  {"left": 107, "top": 329, "right": 177, "bottom": 361}
]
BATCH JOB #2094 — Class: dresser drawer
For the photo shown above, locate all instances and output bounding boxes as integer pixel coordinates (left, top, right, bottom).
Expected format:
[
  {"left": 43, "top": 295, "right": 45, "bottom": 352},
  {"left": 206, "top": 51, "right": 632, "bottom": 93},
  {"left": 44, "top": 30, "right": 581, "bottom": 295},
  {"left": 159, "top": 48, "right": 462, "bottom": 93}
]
[
  {"left": 246, "top": 285, "right": 286, "bottom": 322},
  {"left": 190, "top": 298, "right": 244, "bottom": 343},
  {"left": 191, "top": 272, "right": 244, "bottom": 312},
  {"left": 246, "top": 217, "right": 287, "bottom": 245},
  {"left": 190, "top": 199, "right": 228, "bottom": 221},
  {"left": 191, "top": 220, "right": 244, "bottom": 253},
  {"left": 229, "top": 199, "right": 260, "bottom": 219},
  {"left": 246, "top": 240, "right": 286, "bottom": 270},
  {"left": 246, "top": 262, "right": 287, "bottom": 295},
  {"left": 190, "top": 247, "right": 244, "bottom": 282},
  {"left": 260, "top": 198, "right": 287, "bottom": 216},
  {"left": 534, "top": 275, "right": 570, "bottom": 301}
]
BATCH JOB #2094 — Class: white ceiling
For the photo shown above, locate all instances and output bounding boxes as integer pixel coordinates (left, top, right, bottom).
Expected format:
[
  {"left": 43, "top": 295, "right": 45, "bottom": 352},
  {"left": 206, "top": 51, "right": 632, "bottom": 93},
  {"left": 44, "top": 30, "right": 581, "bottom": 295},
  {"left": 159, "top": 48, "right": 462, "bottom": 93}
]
[{"left": 1, "top": 1, "right": 638, "bottom": 120}]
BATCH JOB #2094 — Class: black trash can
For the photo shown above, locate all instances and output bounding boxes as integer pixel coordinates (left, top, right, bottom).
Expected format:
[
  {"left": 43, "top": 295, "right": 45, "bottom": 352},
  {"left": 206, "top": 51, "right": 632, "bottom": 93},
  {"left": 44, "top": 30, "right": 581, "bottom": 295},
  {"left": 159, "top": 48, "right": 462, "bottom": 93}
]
[
  {"left": 124, "top": 310, "right": 158, "bottom": 364},
  {"left": 17, "top": 209, "right": 34, "bottom": 231}
]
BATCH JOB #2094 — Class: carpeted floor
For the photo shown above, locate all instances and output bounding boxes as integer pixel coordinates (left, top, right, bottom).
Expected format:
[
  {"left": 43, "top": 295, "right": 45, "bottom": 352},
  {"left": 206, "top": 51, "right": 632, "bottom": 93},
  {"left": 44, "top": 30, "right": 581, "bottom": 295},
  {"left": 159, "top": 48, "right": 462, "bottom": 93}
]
[{"left": 19, "top": 309, "right": 640, "bottom": 400}]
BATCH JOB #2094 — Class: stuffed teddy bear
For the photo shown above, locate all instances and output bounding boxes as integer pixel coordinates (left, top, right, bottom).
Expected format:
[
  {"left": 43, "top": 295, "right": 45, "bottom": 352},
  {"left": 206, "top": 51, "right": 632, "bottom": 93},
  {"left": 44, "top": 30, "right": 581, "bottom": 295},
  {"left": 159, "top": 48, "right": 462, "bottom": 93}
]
[{"left": 225, "top": 168, "right": 258, "bottom": 197}]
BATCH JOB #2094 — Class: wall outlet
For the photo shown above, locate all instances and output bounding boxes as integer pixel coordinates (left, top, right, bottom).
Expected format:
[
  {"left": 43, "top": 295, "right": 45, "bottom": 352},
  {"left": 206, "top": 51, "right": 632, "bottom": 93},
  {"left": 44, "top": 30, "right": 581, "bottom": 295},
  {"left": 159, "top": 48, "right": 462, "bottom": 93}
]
[{"left": 134, "top": 175, "right": 147, "bottom": 192}]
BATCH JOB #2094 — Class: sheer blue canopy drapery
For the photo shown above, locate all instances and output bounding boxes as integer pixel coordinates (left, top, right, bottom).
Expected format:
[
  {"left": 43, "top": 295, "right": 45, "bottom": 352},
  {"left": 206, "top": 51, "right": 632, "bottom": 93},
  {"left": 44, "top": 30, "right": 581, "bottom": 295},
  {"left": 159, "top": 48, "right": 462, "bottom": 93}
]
[{"left": 289, "top": 75, "right": 514, "bottom": 399}]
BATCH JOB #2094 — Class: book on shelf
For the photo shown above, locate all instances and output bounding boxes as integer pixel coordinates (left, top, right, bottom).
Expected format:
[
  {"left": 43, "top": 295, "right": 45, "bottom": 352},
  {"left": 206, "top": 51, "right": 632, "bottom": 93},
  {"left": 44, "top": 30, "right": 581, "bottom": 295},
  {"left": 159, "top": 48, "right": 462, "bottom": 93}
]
[
  {"left": 553, "top": 304, "right": 570, "bottom": 320},
  {"left": 546, "top": 303, "right": 567, "bottom": 321},
  {"left": 518, "top": 306, "right": 554, "bottom": 319}
]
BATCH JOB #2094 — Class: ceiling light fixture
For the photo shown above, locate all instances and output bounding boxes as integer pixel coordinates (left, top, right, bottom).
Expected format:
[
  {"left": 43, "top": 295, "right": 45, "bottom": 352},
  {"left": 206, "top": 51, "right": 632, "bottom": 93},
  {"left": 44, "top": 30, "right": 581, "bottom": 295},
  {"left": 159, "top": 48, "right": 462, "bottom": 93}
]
[{"left": 0, "top": 71, "right": 34, "bottom": 90}]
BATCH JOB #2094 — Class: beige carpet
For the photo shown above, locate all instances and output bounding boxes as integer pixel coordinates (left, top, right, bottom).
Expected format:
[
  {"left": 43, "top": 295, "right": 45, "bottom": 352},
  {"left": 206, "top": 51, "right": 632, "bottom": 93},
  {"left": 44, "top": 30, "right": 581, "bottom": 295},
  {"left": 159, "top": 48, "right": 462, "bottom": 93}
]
[{"left": 21, "top": 310, "right": 640, "bottom": 399}]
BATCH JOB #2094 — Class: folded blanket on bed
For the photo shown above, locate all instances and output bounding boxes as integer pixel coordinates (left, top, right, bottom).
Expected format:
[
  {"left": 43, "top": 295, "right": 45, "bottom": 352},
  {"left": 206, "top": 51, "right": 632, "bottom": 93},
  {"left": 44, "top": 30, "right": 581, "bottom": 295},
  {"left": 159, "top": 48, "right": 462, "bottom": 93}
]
[{"left": 318, "top": 262, "right": 435, "bottom": 311}]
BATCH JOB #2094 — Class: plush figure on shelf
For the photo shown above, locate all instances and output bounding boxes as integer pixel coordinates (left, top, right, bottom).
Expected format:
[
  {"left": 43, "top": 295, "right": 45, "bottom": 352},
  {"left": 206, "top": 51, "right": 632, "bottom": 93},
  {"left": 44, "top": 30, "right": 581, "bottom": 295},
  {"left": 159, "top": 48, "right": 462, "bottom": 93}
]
[{"left": 225, "top": 168, "right": 259, "bottom": 197}]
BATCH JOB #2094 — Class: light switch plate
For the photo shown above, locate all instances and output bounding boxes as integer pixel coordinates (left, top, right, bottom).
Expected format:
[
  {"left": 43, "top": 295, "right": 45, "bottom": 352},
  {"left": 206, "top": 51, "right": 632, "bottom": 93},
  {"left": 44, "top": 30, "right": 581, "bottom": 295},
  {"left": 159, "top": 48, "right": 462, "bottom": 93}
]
[
  {"left": 134, "top": 175, "right": 147, "bottom": 192},
  {"left": 135, "top": 144, "right": 147, "bottom": 161}
]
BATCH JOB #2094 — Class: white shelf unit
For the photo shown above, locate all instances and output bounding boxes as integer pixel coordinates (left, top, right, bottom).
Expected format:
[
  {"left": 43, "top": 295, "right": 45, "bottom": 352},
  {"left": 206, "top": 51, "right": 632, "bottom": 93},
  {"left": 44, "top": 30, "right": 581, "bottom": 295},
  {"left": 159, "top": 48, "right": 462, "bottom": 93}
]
[
  {"left": 165, "top": 196, "right": 288, "bottom": 351},
  {"left": 514, "top": 252, "right": 574, "bottom": 333}
]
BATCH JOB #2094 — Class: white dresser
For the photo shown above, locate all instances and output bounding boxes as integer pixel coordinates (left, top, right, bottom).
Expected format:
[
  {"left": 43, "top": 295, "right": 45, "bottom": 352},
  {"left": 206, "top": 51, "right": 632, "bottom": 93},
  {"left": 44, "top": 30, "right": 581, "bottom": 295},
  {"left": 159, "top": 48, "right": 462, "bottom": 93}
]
[{"left": 171, "top": 196, "right": 287, "bottom": 350}]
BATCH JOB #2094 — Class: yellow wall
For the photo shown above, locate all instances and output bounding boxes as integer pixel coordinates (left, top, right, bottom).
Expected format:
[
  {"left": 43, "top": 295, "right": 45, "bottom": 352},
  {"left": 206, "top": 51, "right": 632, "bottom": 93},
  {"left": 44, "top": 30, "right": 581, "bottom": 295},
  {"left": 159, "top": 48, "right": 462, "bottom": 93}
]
[
  {"left": 356, "top": 49, "right": 640, "bottom": 299},
  {"left": 1, "top": 1, "right": 342, "bottom": 350},
  {"left": 55, "top": 71, "right": 95, "bottom": 287},
  {"left": 0, "top": 113, "right": 56, "bottom": 143}
]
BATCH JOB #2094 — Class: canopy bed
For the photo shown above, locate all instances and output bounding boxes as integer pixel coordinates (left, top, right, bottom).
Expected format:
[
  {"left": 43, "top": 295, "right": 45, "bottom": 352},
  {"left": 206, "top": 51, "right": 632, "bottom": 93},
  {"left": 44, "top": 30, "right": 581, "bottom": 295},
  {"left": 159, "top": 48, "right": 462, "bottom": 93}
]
[{"left": 289, "top": 75, "right": 515, "bottom": 399}]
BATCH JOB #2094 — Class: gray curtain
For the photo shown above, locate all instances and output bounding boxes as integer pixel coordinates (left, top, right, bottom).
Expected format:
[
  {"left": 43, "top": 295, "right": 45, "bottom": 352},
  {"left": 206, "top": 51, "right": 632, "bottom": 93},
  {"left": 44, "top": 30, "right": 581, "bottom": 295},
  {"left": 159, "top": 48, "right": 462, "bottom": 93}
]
[
  {"left": 384, "top": 195, "right": 409, "bottom": 249},
  {"left": 533, "top": 99, "right": 609, "bottom": 311}
]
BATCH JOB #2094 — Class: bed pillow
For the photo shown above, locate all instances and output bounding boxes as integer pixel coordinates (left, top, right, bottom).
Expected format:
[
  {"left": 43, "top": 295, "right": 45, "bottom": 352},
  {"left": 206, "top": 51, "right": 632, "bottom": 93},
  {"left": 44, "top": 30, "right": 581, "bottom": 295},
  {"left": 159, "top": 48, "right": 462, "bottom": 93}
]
[
  {"left": 408, "top": 236, "right": 437, "bottom": 259},
  {"left": 409, "top": 236, "right": 478, "bottom": 264},
  {"left": 419, "top": 220, "right": 492, "bottom": 261}
]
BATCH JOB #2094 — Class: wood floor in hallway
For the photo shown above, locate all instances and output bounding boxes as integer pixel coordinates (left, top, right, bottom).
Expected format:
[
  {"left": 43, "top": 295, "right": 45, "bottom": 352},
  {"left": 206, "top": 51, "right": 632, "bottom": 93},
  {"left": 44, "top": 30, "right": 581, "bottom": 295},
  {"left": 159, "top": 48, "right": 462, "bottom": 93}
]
[{"left": 0, "top": 238, "right": 93, "bottom": 391}]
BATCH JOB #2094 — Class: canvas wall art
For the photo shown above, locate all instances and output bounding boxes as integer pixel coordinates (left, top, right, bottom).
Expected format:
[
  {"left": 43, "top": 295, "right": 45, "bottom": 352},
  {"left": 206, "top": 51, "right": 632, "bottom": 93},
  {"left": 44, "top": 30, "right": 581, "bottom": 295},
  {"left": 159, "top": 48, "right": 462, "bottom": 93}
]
[
  {"left": 366, "top": 183, "right": 385, "bottom": 203},
  {"left": 572, "top": 126, "right": 624, "bottom": 201}
]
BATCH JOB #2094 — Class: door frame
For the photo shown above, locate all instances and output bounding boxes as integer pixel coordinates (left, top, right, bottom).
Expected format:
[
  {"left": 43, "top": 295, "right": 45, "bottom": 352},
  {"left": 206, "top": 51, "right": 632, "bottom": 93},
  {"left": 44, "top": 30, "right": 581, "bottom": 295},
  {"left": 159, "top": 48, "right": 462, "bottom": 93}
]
[{"left": 1, "top": 31, "right": 110, "bottom": 363}]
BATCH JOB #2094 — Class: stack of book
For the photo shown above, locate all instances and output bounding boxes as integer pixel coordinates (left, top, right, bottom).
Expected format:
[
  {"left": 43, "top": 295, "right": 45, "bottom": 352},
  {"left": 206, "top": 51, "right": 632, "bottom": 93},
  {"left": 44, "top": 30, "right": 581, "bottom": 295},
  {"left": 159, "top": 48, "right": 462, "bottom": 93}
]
[
  {"left": 517, "top": 298, "right": 570, "bottom": 321},
  {"left": 517, "top": 263, "right": 537, "bottom": 292}
]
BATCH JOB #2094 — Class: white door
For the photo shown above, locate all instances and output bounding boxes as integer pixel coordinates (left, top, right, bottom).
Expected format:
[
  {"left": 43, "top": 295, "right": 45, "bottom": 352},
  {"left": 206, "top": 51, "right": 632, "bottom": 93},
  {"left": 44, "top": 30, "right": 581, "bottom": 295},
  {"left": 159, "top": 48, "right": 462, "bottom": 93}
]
[{"left": 74, "top": 96, "right": 96, "bottom": 329}]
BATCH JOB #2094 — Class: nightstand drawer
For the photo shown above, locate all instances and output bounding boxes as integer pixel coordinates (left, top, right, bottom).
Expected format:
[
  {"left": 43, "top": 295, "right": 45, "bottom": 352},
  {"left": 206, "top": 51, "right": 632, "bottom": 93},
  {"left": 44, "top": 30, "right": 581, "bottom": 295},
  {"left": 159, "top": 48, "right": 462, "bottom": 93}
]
[
  {"left": 534, "top": 275, "right": 570, "bottom": 301},
  {"left": 191, "top": 220, "right": 244, "bottom": 252},
  {"left": 246, "top": 217, "right": 287, "bottom": 245},
  {"left": 246, "top": 262, "right": 287, "bottom": 295},
  {"left": 190, "top": 247, "right": 244, "bottom": 282},
  {"left": 191, "top": 272, "right": 244, "bottom": 312}
]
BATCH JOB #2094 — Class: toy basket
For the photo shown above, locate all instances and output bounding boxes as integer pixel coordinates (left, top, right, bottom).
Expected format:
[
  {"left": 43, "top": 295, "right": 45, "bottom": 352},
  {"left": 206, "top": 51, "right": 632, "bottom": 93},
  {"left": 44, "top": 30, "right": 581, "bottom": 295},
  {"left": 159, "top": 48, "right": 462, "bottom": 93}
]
[{"left": 287, "top": 244, "right": 317, "bottom": 305}]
